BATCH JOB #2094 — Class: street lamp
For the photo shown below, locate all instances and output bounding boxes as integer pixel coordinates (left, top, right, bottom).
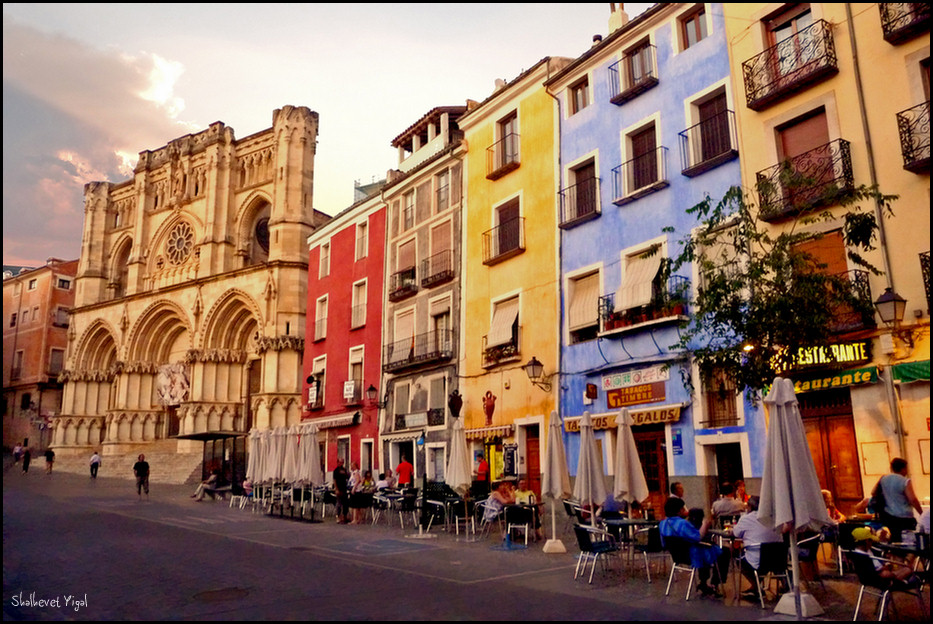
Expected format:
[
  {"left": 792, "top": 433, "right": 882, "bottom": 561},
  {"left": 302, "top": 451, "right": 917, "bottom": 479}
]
[
  {"left": 873, "top": 287, "right": 918, "bottom": 351},
  {"left": 523, "top": 356, "right": 552, "bottom": 392},
  {"left": 366, "top": 384, "right": 388, "bottom": 408}
]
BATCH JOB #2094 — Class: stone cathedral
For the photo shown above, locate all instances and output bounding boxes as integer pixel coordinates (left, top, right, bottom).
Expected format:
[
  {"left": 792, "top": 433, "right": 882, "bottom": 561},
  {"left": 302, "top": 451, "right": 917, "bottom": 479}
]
[{"left": 54, "top": 106, "right": 330, "bottom": 478}]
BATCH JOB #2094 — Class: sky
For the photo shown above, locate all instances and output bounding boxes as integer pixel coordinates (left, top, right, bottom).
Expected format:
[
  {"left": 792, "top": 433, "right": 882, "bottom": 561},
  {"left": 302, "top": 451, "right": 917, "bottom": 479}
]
[{"left": 2, "top": 3, "right": 652, "bottom": 267}]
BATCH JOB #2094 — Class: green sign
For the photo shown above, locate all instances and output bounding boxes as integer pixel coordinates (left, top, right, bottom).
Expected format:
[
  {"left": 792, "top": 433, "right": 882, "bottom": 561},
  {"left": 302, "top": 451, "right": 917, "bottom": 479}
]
[{"left": 792, "top": 366, "right": 877, "bottom": 393}]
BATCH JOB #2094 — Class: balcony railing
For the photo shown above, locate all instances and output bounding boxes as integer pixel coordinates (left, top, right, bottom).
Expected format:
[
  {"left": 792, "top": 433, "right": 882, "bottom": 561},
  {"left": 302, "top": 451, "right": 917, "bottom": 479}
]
[
  {"left": 388, "top": 266, "right": 418, "bottom": 301},
  {"left": 421, "top": 249, "right": 454, "bottom": 288},
  {"left": 828, "top": 269, "right": 876, "bottom": 333},
  {"left": 394, "top": 409, "right": 445, "bottom": 431},
  {"left": 342, "top": 379, "right": 363, "bottom": 406},
  {"left": 599, "top": 276, "right": 690, "bottom": 332},
  {"left": 880, "top": 3, "right": 931, "bottom": 44},
  {"left": 482, "top": 217, "right": 525, "bottom": 265},
  {"left": 921, "top": 251, "right": 930, "bottom": 310},
  {"left": 679, "top": 110, "right": 739, "bottom": 177},
  {"left": 608, "top": 44, "right": 659, "bottom": 105},
  {"left": 383, "top": 330, "right": 454, "bottom": 372},
  {"left": 486, "top": 133, "right": 520, "bottom": 180},
  {"left": 611, "top": 147, "right": 669, "bottom": 205},
  {"left": 482, "top": 326, "right": 522, "bottom": 369},
  {"left": 742, "top": 19, "right": 838, "bottom": 111},
  {"left": 559, "top": 178, "right": 600, "bottom": 228},
  {"left": 896, "top": 101, "right": 930, "bottom": 173},
  {"left": 756, "top": 139, "right": 854, "bottom": 221}
]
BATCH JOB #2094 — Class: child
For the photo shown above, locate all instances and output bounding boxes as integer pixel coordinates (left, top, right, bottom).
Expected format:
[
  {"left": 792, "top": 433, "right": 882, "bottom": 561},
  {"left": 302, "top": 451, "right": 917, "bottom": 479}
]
[{"left": 851, "top": 527, "right": 919, "bottom": 584}]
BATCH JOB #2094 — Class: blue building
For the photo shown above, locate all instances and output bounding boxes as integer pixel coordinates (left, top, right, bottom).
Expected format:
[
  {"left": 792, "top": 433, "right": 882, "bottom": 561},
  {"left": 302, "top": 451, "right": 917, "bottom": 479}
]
[{"left": 546, "top": 3, "right": 763, "bottom": 514}]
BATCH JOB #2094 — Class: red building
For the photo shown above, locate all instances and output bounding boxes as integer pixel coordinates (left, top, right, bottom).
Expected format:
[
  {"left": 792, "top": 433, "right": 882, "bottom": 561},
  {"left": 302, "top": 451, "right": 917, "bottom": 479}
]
[
  {"left": 303, "top": 190, "right": 387, "bottom": 476},
  {"left": 3, "top": 258, "right": 78, "bottom": 451}
]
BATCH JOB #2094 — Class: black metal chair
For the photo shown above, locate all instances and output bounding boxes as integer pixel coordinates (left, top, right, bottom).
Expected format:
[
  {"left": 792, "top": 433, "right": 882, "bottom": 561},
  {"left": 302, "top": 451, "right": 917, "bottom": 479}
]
[
  {"left": 847, "top": 549, "right": 927, "bottom": 621},
  {"left": 664, "top": 536, "right": 701, "bottom": 600},
  {"left": 505, "top": 504, "right": 536, "bottom": 545},
  {"left": 632, "top": 526, "right": 667, "bottom": 582},
  {"left": 740, "top": 541, "right": 790, "bottom": 608},
  {"left": 573, "top": 524, "right": 622, "bottom": 584}
]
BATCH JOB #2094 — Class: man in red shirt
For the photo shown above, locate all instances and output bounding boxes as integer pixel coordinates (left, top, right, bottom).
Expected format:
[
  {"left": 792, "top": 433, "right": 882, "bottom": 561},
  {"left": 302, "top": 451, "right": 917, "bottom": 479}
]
[
  {"left": 396, "top": 454, "right": 414, "bottom": 488},
  {"left": 475, "top": 454, "right": 490, "bottom": 498}
]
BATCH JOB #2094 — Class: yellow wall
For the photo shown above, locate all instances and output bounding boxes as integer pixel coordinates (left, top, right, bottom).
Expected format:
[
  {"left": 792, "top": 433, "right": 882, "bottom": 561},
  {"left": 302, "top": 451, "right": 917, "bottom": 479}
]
[{"left": 458, "top": 60, "right": 563, "bottom": 443}]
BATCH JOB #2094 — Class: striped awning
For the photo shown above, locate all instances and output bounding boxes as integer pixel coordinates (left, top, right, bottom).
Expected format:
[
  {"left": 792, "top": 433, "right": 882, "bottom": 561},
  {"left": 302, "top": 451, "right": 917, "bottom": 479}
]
[
  {"left": 568, "top": 272, "right": 600, "bottom": 331},
  {"left": 465, "top": 424, "right": 513, "bottom": 440},
  {"left": 381, "top": 430, "right": 424, "bottom": 443},
  {"left": 307, "top": 412, "right": 358, "bottom": 430},
  {"left": 486, "top": 298, "right": 519, "bottom": 348},
  {"left": 616, "top": 248, "right": 662, "bottom": 311}
]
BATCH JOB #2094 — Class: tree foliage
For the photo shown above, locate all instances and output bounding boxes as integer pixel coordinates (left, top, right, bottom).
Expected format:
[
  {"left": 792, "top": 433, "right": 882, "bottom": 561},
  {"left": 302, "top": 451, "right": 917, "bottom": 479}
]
[{"left": 663, "top": 183, "right": 896, "bottom": 397}]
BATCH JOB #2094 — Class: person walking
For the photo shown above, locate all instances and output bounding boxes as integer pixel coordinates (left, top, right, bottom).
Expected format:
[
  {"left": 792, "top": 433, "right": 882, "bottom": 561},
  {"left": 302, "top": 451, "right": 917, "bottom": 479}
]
[
  {"left": 22, "top": 448, "right": 32, "bottom": 474},
  {"left": 873, "top": 457, "right": 922, "bottom": 542},
  {"left": 133, "top": 454, "right": 150, "bottom": 500},
  {"left": 44, "top": 448, "right": 55, "bottom": 474},
  {"left": 89, "top": 451, "right": 102, "bottom": 479}
]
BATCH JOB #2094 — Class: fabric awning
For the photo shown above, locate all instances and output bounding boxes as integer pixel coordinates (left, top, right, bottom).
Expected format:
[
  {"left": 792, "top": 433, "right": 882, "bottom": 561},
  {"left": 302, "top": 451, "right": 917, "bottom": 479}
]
[
  {"left": 893, "top": 360, "right": 930, "bottom": 384},
  {"left": 486, "top": 298, "right": 519, "bottom": 348},
  {"left": 616, "top": 248, "right": 661, "bottom": 311},
  {"left": 307, "top": 412, "right": 358, "bottom": 430},
  {"left": 568, "top": 272, "right": 600, "bottom": 331},
  {"left": 465, "top": 424, "right": 513, "bottom": 440},
  {"left": 175, "top": 430, "right": 246, "bottom": 441},
  {"left": 381, "top": 430, "right": 424, "bottom": 443}
]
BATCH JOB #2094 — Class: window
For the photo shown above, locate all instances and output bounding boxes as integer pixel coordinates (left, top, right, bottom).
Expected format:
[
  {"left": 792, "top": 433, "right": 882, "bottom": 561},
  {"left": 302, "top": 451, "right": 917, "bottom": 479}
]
[
  {"left": 165, "top": 221, "right": 194, "bottom": 265},
  {"left": 28, "top": 279, "right": 37, "bottom": 290},
  {"left": 355, "top": 222, "right": 368, "bottom": 260},
  {"left": 702, "top": 368, "right": 738, "bottom": 427},
  {"left": 315, "top": 296, "right": 328, "bottom": 341},
  {"left": 563, "top": 160, "right": 598, "bottom": 224},
  {"left": 31, "top": 306, "right": 39, "bottom": 324},
  {"left": 403, "top": 191, "right": 415, "bottom": 231},
  {"left": 490, "top": 198, "right": 522, "bottom": 261},
  {"left": 9, "top": 313, "right": 17, "bottom": 328},
  {"left": 431, "top": 297, "right": 452, "bottom": 354},
  {"left": 626, "top": 40, "right": 655, "bottom": 89},
  {"left": 570, "top": 76, "right": 589, "bottom": 114},
  {"left": 488, "top": 111, "right": 520, "bottom": 178},
  {"left": 49, "top": 348, "right": 65, "bottom": 376},
  {"left": 319, "top": 242, "right": 330, "bottom": 278},
  {"left": 54, "top": 307, "right": 70, "bottom": 327},
  {"left": 12, "top": 351, "right": 24, "bottom": 380},
  {"left": 309, "top": 357, "right": 326, "bottom": 409},
  {"left": 394, "top": 382, "right": 411, "bottom": 416},
  {"left": 20, "top": 391, "right": 31, "bottom": 411},
  {"left": 57, "top": 278, "right": 72, "bottom": 290},
  {"left": 351, "top": 281, "right": 367, "bottom": 328},
  {"left": 767, "top": 5, "right": 815, "bottom": 81},
  {"left": 347, "top": 347, "right": 364, "bottom": 404},
  {"left": 388, "top": 310, "right": 415, "bottom": 367},
  {"left": 615, "top": 244, "right": 663, "bottom": 312},
  {"left": 486, "top": 297, "right": 520, "bottom": 351},
  {"left": 436, "top": 170, "right": 450, "bottom": 213},
  {"left": 568, "top": 272, "right": 600, "bottom": 343},
  {"left": 681, "top": 5, "right": 708, "bottom": 49},
  {"left": 424, "top": 222, "right": 453, "bottom": 286},
  {"left": 630, "top": 125, "right": 659, "bottom": 190}
]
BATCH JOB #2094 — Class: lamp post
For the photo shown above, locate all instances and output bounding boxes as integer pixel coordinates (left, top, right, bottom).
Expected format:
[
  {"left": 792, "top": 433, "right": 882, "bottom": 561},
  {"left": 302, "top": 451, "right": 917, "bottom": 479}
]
[
  {"left": 523, "top": 356, "right": 552, "bottom": 392},
  {"left": 873, "top": 288, "right": 909, "bottom": 460},
  {"left": 366, "top": 384, "right": 388, "bottom": 409}
]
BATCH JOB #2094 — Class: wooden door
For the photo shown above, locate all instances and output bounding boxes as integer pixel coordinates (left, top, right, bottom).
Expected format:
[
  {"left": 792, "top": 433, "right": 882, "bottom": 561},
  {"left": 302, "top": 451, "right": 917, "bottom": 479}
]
[
  {"left": 633, "top": 427, "right": 667, "bottom": 519},
  {"left": 778, "top": 109, "right": 831, "bottom": 207},
  {"left": 698, "top": 93, "right": 729, "bottom": 162},
  {"left": 631, "top": 127, "right": 657, "bottom": 190},
  {"left": 525, "top": 425, "right": 541, "bottom": 498}
]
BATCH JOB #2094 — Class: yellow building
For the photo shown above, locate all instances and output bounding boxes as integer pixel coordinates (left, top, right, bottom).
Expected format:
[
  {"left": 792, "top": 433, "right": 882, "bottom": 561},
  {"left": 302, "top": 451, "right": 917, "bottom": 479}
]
[
  {"left": 723, "top": 3, "right": 930, "bottom": 509},
  {"left": 457, "top": 57, "right": 570, "bottom": 494}
]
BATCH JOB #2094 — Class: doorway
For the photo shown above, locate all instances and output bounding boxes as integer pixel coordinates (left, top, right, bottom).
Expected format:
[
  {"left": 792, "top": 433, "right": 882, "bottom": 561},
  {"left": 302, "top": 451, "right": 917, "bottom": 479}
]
[
  {"left": 799, "top": 388, "right": 863, "bottom": 515},
  {"left": 524, "top": 424, "right": 541, "bottom": 498},
  {"left": 633, "top": 425, "right": 668, "bottom": 519}
]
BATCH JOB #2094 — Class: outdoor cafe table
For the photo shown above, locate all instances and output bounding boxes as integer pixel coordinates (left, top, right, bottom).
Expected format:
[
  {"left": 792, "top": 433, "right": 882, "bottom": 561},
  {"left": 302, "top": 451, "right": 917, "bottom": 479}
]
[
  {"left": 601, "top": 517, "right": 660, "bottom": 569},
  {"left": 875, "top": 538, "right": 930, "bottom": 565}
]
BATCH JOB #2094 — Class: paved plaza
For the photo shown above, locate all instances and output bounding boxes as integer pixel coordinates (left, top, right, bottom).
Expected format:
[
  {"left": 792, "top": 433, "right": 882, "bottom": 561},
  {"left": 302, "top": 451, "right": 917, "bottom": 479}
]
[{"left": 2, "top": 462, "right": 928, "bottom": 621}]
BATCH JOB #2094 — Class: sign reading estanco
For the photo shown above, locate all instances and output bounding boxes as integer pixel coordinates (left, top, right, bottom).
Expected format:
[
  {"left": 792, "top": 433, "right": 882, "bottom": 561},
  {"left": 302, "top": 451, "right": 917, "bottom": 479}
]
[{"left": 564, "top": 405, "right": 683, "bottom": 432}]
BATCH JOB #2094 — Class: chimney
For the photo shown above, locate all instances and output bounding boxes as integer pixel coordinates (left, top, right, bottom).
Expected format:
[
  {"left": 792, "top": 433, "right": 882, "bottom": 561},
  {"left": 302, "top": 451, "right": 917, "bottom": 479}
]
[
  {"left": 592, "top": 34, "right": 603, "bottom": 47},
  {"left": 609, "top": 2, "right": 629, "bottom": 33}
]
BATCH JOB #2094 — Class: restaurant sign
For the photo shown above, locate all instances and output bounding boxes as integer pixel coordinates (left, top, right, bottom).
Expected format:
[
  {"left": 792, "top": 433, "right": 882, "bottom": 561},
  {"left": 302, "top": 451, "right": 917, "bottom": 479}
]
[
  {"left": 564, "top": 403, "right": 684, "bottom": 432},
  {"left": 602, "top": 364, "right": 669, "bottom": 390},
  {"left": 792, "top": 366, "right": 877, "bottom": 393},
  {"left": 607, "top": 381, "right": 666, "bottom": 408},
  {"left": 789, "top": 340, "right": 871, "bottom": 369}
]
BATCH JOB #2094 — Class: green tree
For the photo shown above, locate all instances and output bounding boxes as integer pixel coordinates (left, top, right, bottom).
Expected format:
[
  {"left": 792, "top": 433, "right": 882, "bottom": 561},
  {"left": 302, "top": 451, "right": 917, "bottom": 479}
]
[{"left": 663, "top": 183, "right": 896, "bottom": 397}]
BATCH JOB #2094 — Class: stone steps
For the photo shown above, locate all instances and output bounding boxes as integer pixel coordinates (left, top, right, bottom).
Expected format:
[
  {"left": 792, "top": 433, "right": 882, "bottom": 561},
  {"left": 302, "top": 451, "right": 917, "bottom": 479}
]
[{"left": 50, "top": 452, "right": 203, "bottom": 485}]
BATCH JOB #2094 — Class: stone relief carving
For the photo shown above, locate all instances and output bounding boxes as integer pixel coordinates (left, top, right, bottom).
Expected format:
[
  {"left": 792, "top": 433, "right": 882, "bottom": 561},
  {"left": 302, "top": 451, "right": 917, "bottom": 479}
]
[{"left": 156, "top": 362, "right": 190, "bottom": 406}]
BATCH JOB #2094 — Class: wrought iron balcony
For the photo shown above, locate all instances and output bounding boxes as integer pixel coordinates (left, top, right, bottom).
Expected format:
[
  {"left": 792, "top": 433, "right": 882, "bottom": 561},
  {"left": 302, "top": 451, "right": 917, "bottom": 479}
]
[
  {"left": 679, "top": 110, "right": 739, "bottom": 177},
  {"left": 742, "top": 19, "right": 838, "bottom": 111},
  {"left": 559, "top": 177, "right": 600, "bottom": 228},
  {"left": 608, "top": 44, "right": 659, "bottom": 105},
  {"left": 421, "top": 249, "right": 454, "bottom": 288},
  {"left": 828, "top": 269, "right": 875, "bottom": 334},
  {"left": 486, "top": 133, "right": 520, "bottom": 180},
  {"left": 880, "top": 3, "right": 930, "bottom": 44},
  {"left": 482, "top": 326, "right": 522, "bottom": 368},
  {"left": 388, "top": 266, "right": 418, "bottom": 301},
  {"left": 383, "top": 330, "right": 454, "bottom": 372},
  {"left": 599, "top": 276, "right": 690, "bottom": 332},
  {"left": 920, "top": 251, "right": 929, "bottom": 310},
  {"left": 896, "top": 101, "right": 930, "bottom": 173},
  {"left": 756, "top": 139, "right": 854, "bottom": 221},
  {"left": 342, "top": 379, "right": 363, "bottom": 406},
  {"left": 427, "top": 407, "right": 446, "bottom": 427},
  {"left": 611, "top": 147, "right": 669, "bottom": 205},
  {"left": 482, "top": 217, "right": 525, "bottom": 265}
]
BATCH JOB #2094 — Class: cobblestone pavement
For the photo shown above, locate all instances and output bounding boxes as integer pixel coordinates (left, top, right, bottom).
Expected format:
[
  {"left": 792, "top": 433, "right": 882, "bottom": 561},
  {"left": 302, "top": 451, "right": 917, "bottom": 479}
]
[{"left": 3, "top": 461, "right": 928, "bottom": 621}]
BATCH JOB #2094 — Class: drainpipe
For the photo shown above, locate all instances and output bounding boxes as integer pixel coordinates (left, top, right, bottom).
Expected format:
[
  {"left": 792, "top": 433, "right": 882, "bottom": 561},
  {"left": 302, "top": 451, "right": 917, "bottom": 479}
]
[
  {"left": 844, "top": 4, "right": 906, "bottom": 461},
  {"left": 545, "top": 67, "right": 564, "bottom": 421}
]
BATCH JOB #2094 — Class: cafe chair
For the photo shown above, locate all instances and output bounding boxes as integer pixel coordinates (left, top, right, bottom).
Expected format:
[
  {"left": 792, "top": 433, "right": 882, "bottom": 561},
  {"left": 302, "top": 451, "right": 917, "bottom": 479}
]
[
  {"left": 573, "top": 524, "right": 622, "bottom": 584},
  {"left": 796, "top": 532, "right": 825, "bottom": 591},
  {"left": 664, "top": 536, "right": 703, "bottom": 600},
  {"left": 397, "top": 489, "right": 419, "bottom": 529},
  {"left": 847, "top": 550, "right": 928, "bottom": 621},
  {"left": 371, "top": 493, "right": 390, "bottom": 525},
  {"left": 476, "top": 498, "right": 504, "bottom": 540},
  {"left": 632, "top": 526, "right": 667, "bottom": 583},
  {"left": 562, "top": 499, "right": 582, "bottom": 534},
  {"left": 740, "top": 541, "right": 790, "bottom": 608},
  {"left": 450, "top": 498, "right": 476, "bottom": 537},
  {"left": 505, "top": 504, "right": 535, "bottom": 545}
]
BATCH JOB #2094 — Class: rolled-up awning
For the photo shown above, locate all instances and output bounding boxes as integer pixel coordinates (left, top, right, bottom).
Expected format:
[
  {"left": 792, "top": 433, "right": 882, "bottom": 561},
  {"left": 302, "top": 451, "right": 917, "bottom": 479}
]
[{"left": 465, "top": 424, "right": 513, "bottom": 440}]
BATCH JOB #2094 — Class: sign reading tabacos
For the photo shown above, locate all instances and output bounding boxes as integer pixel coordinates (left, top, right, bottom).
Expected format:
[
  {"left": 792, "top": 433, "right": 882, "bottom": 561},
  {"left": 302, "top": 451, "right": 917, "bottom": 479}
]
[{"left": 602, "top": 364, "right": 670, "bottom": 391}]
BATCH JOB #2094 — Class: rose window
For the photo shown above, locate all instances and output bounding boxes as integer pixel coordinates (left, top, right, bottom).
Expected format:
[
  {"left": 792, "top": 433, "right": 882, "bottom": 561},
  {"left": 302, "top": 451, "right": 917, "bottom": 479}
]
[{"left": 165, "top": 222, "right": 194, "bottom": 265}]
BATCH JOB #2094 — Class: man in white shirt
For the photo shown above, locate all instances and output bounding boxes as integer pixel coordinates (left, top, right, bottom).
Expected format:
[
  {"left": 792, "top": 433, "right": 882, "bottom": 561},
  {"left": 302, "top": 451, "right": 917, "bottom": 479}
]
[{"left": 733, "top": 496, "right": 783, "bottom": 598}]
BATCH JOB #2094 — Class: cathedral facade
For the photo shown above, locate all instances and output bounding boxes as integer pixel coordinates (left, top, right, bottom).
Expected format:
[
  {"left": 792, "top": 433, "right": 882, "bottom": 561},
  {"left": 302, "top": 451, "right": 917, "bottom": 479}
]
[{"left": 54, "top": 106, "right": 330, "bottom": 476}]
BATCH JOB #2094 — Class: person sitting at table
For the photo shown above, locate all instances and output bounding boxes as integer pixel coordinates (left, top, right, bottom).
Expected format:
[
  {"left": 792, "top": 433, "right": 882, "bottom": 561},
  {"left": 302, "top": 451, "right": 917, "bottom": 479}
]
[
  {"left": 821, "top": 489, "right": 846, "bottom": 523},
  {"left": 660, "top": 496, "right": 729, "bottom": 597},
  {"left": 670, "top": 481, "right": 685, "bottom": 500},
  {"left": 711, "top": 482, "right": 746, "bottom": 519},
  {"left": 852, "top": 527, "right": 921, "bottom": 585},
  {"left": 734, "top": 480, "right": 750, "bottom": 506},
  {"left": 687, "top": 507, "right": 706, "bottom": 530},
  {"left": 375, "top": 472, "right": 390, "bottom": 491},
  {"left": 483, "top": 480, "right": 515, "bottom": 525},
  {"left": 514, "top": 478, "right": 543, "bottom": 540},
  {"left": 191, "top": 469, "right": 221, "bottom": 501},
  {"left": 350, "top": 470, "right": 376, "bottom": 524},
  {"left": 732, "top": 495, "right": 784, "bottom": 599}
]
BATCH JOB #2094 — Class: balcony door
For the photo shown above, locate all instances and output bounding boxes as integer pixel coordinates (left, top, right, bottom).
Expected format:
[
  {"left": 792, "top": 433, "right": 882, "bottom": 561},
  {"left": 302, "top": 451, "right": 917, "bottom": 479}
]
[
  {"left": 777, "top": 109, "right": 831, "bottom": 207},
  {"left": 698, "top": 93, "right": 730, "bottom": 162},
  {"left": 496, "top": 200, "right": 520, "bottom": 257},
  {"left": 768, "top": 5, "right": 814, "bottom": 82},
  {"left": 631, "top": 126, "right": 658, "bottom": 191}
]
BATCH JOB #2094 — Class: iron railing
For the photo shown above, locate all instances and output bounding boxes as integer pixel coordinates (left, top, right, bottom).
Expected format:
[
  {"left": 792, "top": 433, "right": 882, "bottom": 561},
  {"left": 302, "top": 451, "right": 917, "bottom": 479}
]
[
  {"left": 598, "top": 275, "right": 690, "bottom": 331},
  {"left": 756, "top": 139, "right": 854, "bottom": 221},
  {"left": 486, "top": 133, "right": 520, "bottom": 180},
  {"left": 679, "top": 109, "right": 739, "bottom": 177},
  {"left": 608, "top": 44, "right": 659, "bottom": 105},
  {"left": 558, "top": 177, "right": 600, "bottom": 227},
  {"left": 482, "top": 326, "right": 522, "bottom": 368},
  {"left": 920, "top": 251, "right": 930, "bottom": 311},
  {"left": 896, "top": 101, "right": 930, "bottom": 173},
  {"left": 611, "top": 146, "right": 669, "bottom": 205},
  {"left": 828, "top": 269, "right": 876, "bottom": 333},
  {"left": 420, "top": 249, "right": 454, "bottom": 288},
  {"left": 742, "top": 19, "right": 838, "bottom": 111},
  {"left": 383, "top": 330, "right": 454, "bottom": 372},
  {"left": 482, "top": 217, "right": 525, "bottom": 265},
  {"left": 388, "top": 266, "right": 418, "bottom": 301},
  {"left": 880, "top": 3, "right": 931, "bottom": 44}
]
